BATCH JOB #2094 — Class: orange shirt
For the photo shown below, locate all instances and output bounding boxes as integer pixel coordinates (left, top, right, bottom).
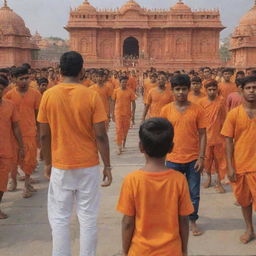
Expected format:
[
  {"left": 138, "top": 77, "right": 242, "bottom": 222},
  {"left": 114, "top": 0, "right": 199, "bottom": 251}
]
[
  {"left": 112, "top": 88, "right": 136, "bottom": 117},
  {"left": 221, "top": 105, "right": 256, "bottom": 174},
  {"left": 4, "top": 88, "right": 41, "bottom": 137},
  {"left": 198, "top": 96, "right": 226, "bottom": 145},
  {"left": 188, "top": 91, "right": 206, "bottom": 104},
  {"left": 127, "top": 76, "right": 137, "bottom": 93},
  {"left": 218, "top": 81, "right": 237, "bottom": 100},
  {"left": 226, "top": 92, "right": 244, "bottom": 112},
  {"left": 90, "top": 83, "right": 112, "bottom": 115},
  {"left": 146, "top": 87, "right": 173, "bottom": 118},
  {"left": 37, "top": 83, "right": 107, "bottom": 170},
  {"left": 112, "top": 77, "right": 120, "bottom": 89},
  {"left": 82, "top": 79, "right": 92, "bottom": 87},
  {"left": 117, "top": 169, "right": 194, "bottom": 256},
  {"left": 160, "top": 102, "right": 207, "bottom": 163},
  {"left": 143, "top": 82, "right": 157, "bottom": 104},
  {"left": 0, "top": 99, "right": 19, "bottom": 159}
]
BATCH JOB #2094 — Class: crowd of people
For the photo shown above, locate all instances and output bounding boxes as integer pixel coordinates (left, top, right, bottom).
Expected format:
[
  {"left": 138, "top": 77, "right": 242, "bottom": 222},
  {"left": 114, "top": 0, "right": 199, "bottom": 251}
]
[{"left": 0, "top": 51, "right": 256, "bottom": 256}]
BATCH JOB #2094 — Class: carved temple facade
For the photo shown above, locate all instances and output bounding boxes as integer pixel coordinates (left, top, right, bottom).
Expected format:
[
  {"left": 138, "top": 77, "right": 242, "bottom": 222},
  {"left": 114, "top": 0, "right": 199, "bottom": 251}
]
[{"left": 65, "top": 0, "right": 225, "bottom": 70}]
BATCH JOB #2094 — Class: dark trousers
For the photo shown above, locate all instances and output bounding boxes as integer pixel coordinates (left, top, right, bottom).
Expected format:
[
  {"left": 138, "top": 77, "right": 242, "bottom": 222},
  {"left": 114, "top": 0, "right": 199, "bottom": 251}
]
[{"left": 166, "top": 160, "right": 200, "bottom": 221}]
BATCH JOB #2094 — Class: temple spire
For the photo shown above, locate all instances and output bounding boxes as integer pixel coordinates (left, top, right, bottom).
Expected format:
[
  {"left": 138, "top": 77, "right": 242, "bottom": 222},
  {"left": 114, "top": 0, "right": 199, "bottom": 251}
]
[{"left": 4, "top": 0, "right": 7, "bottom": 7}]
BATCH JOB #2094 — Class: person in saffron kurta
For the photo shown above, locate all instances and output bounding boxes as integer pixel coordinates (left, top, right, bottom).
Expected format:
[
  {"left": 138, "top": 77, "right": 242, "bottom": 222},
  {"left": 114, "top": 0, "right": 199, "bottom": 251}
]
[
  {"left": 143, "top": 73, "right": 158, "bottom": 105},
  {"left": 160, "top": 74, "right": 207, "bottom": 236},
  {"left": 198, "top": 80, "right": 227, "bottom": 193},
  {"left": 218, "top": 68, "right": 237, "bottom": 100},
  {"left": 4, "top": 67, "right": 42, "bottom": 198},
  {"left": 117, "top": 118, "right": 193, "bottom": 256},
  {"left": 188, "top": 76, "right": 206, "bottom": 104},
  {"left": 142, "top": 73, "right": 173, "bottom": 120},
  {"left": 221, "top": 75, "right": 256, "bottom": 244},
  {"left": 112, "top": 76, "right": 136, "bottom": 155},
  {"left": 0, "top": 76, "right": 24, "bottom": 218}
]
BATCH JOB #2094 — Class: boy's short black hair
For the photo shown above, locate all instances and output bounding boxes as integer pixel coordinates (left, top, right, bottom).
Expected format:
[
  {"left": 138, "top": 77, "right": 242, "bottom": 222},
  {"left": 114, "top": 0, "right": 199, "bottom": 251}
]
[
  {"left": 191, "top": 76, "right": 202, "bottom": 83},
  {"left": 139, "top": 118, "right": 174, "bottom": 158},
  {"left": 38, "top": 77, "right": 49, "bottom": 85},
  {"left": 241, "top": 76, "right": 256, "bottom": 89},
  {"left": 0, "top": 68, "right": 9, "bottom": 74},
  {"left": 96, "top": 69, "right": 105, "bottom": 77},
  {"left": 236, "top": 71, "right": 245, "bottom": 76},
  {"left": 60, "top": 51, "right": 84, "bottom": 77},
  {"left": 119, "top": 75, "right": 128, "bottom": 82},
  {"left": 222, "top": 68, "right": 234, "bottom": 75},
  {"left": 12, "top": 66, "right": 29, "bottom": 78},
  {"left": 235, "top": 78, "right": 244, "bottom": 87},
  {"left": 171, "top": 74, "right": 191, "bottom": 89},
  {"left": 205, "top": 79, "right": 218, "bottom": 88},
  {"left": 0, "top": 75, "right": 9, "bottom": 88},
  {"left": 22, "top": 63, "right": 31, "bottom": 70}
]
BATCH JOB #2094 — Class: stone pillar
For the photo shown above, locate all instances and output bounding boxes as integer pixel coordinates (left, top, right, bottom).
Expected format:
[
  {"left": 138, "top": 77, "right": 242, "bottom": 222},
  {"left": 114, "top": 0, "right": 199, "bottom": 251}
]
[
  {"left": 143, "top": 30, "right": 148, "bottom": 58},
  {"left": 164, "top": 29, "right": 169, "bottom": 56},
  {"left": 115, "top": 30, "right": 121, "bottom": 58}
]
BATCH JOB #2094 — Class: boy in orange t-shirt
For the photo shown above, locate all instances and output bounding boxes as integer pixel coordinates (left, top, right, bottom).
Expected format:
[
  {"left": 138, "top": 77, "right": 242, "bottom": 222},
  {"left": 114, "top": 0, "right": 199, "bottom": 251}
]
[
  {"left": 160, "top": 74, "right": 207, "bottom": 236},
  {"left": 221, "top": 75, "right": 256, "bottom": 244},
  {"left": 117, "top": 118, "right": 193, "bottom": 256},
  {"left": 112, "top": 76, "right": 136, "bottom": 155},
  {"left": 188, "top": 76, "right": 206, "bottom": 104}
]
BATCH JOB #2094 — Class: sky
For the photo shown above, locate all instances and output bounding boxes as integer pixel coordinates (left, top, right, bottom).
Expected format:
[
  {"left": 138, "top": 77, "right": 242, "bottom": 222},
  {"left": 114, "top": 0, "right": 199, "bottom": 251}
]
[{"left": 4, "top": 0, "right": 254, "bottom": 39}]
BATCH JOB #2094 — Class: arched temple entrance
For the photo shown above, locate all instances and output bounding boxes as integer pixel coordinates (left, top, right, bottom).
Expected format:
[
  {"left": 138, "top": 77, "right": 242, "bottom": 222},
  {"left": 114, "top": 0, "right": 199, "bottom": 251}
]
[{"left": 123, "top": 37, "right": 139, "bottom": 58}]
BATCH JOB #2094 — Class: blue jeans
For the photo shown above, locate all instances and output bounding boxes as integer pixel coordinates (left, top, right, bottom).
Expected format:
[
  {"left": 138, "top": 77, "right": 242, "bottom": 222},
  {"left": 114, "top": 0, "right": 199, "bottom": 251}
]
[{"left": 166, "top": 160, "right": 200, "bottom": 221}]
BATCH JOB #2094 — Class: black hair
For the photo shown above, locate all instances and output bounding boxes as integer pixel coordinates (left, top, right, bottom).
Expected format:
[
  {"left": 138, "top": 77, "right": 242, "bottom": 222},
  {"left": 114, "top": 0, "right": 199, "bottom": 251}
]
[
  {"left": 205, "top": 79, "right": 218, "bottom": 88},
  {"left": 241, "top": 76, "right": 256, "bottom": 89},
  {"left": 236, "top": 71, "right": 245, "bottom": 76},
  {"left": 203, "top": 67, "right": 212, "bottom": 72},
  {"left": 119, "top": 75, "right": 129, "bottom": 82},
  {"left": 60, "top": 51, "right": 84, "bottom": 77},
  {"left": 22, "top": 63, "right": 31, "bottom": 70},
  {"left": 0, "top": 75, "right": 9, "bottom": 88},
  {"left": 171, "top": 74, "right": 191, "bottom": 89},
  {"left": 12, "top": 66, "right": 29, "bottom": 78},
  {"left": 250, "top": 69, "right": 256, "bottom": 76},
  {"left": 38, "top": 77, "right": 49, "bottom": 85},
  {"left": 222, "top": 68, "right": 234, "bottom": 75},
  {"left": 235, "top": 78, "right": 243, "bottom": 87},
  {"left": 0, "top": 68, "right": 9, "bottom": 74},
  {"left": 139, "top": 118, "right": 174, "bottom": 158},
  {"left": 191, "top": 76, "right": 202, "bottom": 83},
  {"left": 96, "top": 69, "right": 105, "bottom": 77}
]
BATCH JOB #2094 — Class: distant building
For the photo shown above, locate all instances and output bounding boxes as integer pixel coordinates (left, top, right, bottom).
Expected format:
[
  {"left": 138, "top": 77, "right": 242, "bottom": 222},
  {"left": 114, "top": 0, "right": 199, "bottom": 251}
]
[
  {"left": 65, "top": 0, "right": 224, "bottom": 70},
  {"left": 230, "top": 1, "right": 256, "bottom": 68}
]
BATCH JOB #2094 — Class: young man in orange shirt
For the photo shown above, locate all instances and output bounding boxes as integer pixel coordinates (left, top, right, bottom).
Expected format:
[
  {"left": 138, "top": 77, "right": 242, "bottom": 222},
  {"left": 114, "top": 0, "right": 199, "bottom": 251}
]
[
  {"left": 117, "top": 118, "right": 193, "bottom": 256},
  {"left": 188, "top": 76, "right": 206, "bottom": 104},
  {"left": 112, "top": 76, "right": 136, "bottom": 155},
  {"left": 143, "top": 73, "right": 158, "bottom": 105},
  {"left": 198, "top": 80, "right": 227, "bottom": 193},
  {"left": 38, "top": 52, "right": 112, "bottom": 256},
  {"left": 160, "top": 74, "right": 207, "bottom": 236},
  {"left": 0, "top": 76, "right": 24, "bottom": 219},
  {"left": 5, "top": 67, "right": 41, "bottom": 198},
  {"left": 221, "top": 75, "right": 256, "bottom": 244},
  {"left": 142, "top": 73, "right": 173, "bottom": 120}
]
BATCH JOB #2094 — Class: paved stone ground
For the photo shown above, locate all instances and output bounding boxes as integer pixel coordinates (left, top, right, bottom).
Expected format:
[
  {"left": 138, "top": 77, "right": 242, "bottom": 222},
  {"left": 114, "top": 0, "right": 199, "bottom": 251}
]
[{"left": 0, "top": 98, "right": 255, "bottom": 256}]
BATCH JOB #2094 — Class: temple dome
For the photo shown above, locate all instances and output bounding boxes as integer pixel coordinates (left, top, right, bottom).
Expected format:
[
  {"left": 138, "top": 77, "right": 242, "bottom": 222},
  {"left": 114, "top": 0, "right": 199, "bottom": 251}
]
[
  {"left": 120, "top": 0, "right": 142, "bottom": 14},
  {"left": 77, "top": 0, "right": 97, "bottom": 13},
  {"left": 0, "top": 3, "right": 31, "bottom": 36},
  {"left": 239, "top": 2, "right": 256, "bottom": 26},
  {"left": 171, "top": 1, "right": 191, "bottom": 12}
]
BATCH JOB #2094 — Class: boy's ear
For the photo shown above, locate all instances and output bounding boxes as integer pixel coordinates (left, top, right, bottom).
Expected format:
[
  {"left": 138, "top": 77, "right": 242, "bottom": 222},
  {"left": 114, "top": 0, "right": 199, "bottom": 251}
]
[
  {"left": 139, "top": 141, "right": 144, "bottom": 154},
  {"left": 168, "top": 142, "right": 174, "bottom": 153}
]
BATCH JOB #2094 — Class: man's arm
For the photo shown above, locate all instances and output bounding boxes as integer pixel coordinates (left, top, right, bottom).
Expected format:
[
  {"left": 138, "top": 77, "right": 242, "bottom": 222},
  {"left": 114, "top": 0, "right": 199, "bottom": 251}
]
[
  {"left": 39, "top": 123, "right": 52, "bottom": 179},
  {"left": 94, "top": 121, "right": 112, "bottom": 187},
  {"left": 131, "top": 101, "right": 136, "bottom": 125},
  {"left": 194, "top": 128, "right": 207, "bottom": 172},
  {"left": 179, "top": 215, "right": 189, "bottom": 256},
  {"left": 225, "top": 137, "right": 236, "bottom": 182},
  {"left": 142, "top": 104, "right": 149, "bottom": 122},
  {"left": 12, "top": 121, "right": 24, "bottom": 160},
  {"left": 112, "top": 100, "right": 116, "bottom": 122},
  {"left": 122, "top": 215, "right": 135, "bottom": 255}
]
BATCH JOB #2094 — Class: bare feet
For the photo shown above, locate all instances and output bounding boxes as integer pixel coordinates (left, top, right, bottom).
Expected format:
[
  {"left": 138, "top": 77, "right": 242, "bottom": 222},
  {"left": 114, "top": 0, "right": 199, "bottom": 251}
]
[
  {"left": 27, "top": 184, "right": 37, "bottom": 193},
  {"left": 234, "top": 201, "right": 240, "bottom": 206},
  {"left": 117, "top": 146, "right": 122, "bottom": 155},
  {"left": 203, "top": 175, "right": 211, "bottom": 189},
  {"left": 240, "top": 232, "right": 255, "bottom": 244},
  {"left": 0, "top": 210, "right": 8, "bottom": 219},
  {"left": 22, "top": 189, "right": 33, "bottom": 199},
  {"left": 8, "top": 179, "right": 17, "bottom": 192},
  {"left": 191, "top": 221, "right": 203, "bottom": 236},
  {"left": 215, "top": 184, "right": 226, "bottom": 193}
]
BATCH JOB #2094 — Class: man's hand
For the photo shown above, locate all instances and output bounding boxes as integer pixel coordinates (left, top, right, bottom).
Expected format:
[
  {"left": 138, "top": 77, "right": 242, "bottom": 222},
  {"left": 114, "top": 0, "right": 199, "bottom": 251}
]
[
  {"left": 194, "top": 158, "right": 204, "bottom": 173},
  {"left": 18, "top": 147, "right": 25, "bottom": 161},
  {"left": 102, "top": 166, "right": 112, "bottom": 187},
  {"left": 227, "top": 166, "right": 236, "bottom": 182},
  {"left": 44, "top": 164, "right": 52, "bottom": 180}
]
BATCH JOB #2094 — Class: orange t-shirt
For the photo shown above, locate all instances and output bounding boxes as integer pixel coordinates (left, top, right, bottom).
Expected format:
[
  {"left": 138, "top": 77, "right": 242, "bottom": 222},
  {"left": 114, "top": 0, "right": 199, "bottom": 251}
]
[
  {"left": 37, "top": 83, "right": 107, "bottom": 170},
  {"left": 188, "top": 91, "right": 206, "bottom": 104},
  {"left": 198, "top": 96, "right": 226, "bottom": 145},
  {"left": 160, "top": 102, "right": 207, "bottom": 163},
  {"left": 112, "top": 77, "right": 120, "bottom": 89},
  {"left": 221, "top": 105, "right": 256, "bottom": 174},
  {"left": 127, "top": 76, "right": 137, "bottom": 93},
  {"left": 226, "top": 92, "right": 244, "bottom": 112},
  {"left": 0, "top": 99, "right": 19, "bottom": 159},
  {"left": 117, "top": 169, "right": 194, "bottom": 256},
  {"left": 218, "top": 81, "right": 237, "bottom": 99},
  {"left": 112, "top": 88, "right": 136, "bottom": 117},
  {"left": 4, "top": 87, "right": 41, "bottom": 137},
  {"left": 143, "top": 82, "right": 157, "bottom": 104},
  {"left": 146, "top": 87, "right": 173, "bottom": 118},
  {"left": 82, "top": 79, "right": 92, "bottom": 87},
  {"left": 90, "top": 83, "right": 112, "bottom": 115}
]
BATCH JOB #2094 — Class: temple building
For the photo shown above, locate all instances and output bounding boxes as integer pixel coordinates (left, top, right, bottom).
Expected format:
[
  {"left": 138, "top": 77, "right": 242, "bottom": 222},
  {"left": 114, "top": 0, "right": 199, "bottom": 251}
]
[
  {"left": 230, "top": 1, "right": 256, "bottom": 68},
  {"left": 0, "top": 0, "right": 38, "bottom": 68},
  {"left": 66, "top": 0, "right": 225, "bottom": 70}
]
